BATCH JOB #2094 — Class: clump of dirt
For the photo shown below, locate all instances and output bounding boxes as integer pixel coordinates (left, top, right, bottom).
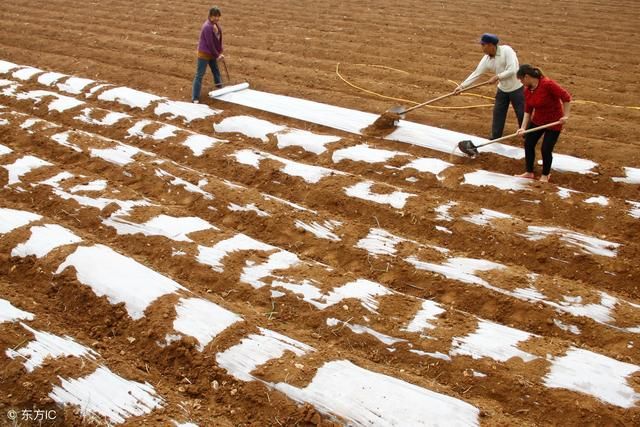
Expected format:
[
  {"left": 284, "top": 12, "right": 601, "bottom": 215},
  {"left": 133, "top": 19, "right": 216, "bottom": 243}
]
[{"left": 361, "top": 111, "right": 401, "bottom": 137}]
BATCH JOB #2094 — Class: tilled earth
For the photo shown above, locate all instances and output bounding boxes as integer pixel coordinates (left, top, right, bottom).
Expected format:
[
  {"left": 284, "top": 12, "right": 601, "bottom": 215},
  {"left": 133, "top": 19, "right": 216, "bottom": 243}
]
[{"left": 1, "top": 0, "right": 639, "bottom": 426}]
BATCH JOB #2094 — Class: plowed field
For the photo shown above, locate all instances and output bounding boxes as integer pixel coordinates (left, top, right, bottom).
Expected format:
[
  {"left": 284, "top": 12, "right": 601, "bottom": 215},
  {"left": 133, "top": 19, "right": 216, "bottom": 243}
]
[{"left": 1, "top": 1, "right": 639, "bottom": 426}]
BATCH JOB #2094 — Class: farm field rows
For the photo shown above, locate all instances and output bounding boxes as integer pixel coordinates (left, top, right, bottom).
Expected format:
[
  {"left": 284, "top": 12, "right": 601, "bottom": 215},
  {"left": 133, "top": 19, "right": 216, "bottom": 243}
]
[{"left": 1, "top": 1, "right": 639, "bottom": 426}]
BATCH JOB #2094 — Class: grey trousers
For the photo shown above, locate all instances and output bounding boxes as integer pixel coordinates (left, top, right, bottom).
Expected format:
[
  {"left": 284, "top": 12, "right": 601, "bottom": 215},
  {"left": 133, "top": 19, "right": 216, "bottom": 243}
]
[{"left": 492, "top": 86, "right": 525, "bottom": 140}]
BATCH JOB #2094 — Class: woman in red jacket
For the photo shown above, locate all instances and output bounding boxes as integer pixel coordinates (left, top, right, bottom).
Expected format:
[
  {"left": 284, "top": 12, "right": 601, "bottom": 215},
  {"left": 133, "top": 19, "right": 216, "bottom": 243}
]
[{"left": 515, "top": 64, "right": 571, "bottom": 182}]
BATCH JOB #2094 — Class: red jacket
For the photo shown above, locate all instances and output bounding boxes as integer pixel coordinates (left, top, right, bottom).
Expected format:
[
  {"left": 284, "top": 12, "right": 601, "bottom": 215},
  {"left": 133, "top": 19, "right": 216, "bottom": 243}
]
[{"left": 524, "top": 76, "right": 571, "bottom": 131}]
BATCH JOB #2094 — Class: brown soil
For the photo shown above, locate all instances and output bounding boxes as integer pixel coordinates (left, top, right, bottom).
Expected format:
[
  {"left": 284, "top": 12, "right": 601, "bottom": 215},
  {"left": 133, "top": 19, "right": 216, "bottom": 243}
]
[{"left": 1, "top": 0, "right": 640, "bottom": 426}]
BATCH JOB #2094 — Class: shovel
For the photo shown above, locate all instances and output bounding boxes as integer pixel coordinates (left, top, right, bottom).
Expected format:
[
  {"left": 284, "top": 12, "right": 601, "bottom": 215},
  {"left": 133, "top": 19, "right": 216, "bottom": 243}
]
[
  {"left": 367, "top": 79, "right": 493, "bottom": 132},
  {"left": 457, "top": 120, "right": 564, "bottom": 157}
]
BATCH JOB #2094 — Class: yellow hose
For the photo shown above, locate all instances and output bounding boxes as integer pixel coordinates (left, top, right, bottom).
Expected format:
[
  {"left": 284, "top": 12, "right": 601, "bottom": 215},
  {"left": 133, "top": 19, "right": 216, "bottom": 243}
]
[
  {"left": 335, "top": 63, "right": 493, "bottom": 109},
  {"left": 336, "top": 63, "right": 640, "bottom": 111}
]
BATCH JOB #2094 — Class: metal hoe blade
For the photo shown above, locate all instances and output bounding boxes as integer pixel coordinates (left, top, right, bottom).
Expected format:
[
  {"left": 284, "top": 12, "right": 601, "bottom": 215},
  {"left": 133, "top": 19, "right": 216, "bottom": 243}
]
[
  {"left": 387, "top": 105, "right": 406, "bottom": 115},
  {"left": 458, "top": 140, "right": 479, "bottom": 157}
]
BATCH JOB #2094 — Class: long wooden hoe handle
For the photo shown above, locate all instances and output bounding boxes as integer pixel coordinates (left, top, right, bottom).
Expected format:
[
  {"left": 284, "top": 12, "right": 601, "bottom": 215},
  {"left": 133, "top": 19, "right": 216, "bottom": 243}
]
[
  {"left": 401, "top": 79, "right": 493, "bottom": 114},
  {"left": 476, "top": 120, "right": 564, "bottom": 148},
  {"left": 220, "top": 57, "right": 231, "bottom": 82}
]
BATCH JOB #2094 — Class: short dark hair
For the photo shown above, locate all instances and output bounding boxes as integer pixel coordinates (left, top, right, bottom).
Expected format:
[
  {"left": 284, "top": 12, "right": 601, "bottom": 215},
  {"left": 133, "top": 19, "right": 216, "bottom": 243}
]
[
  {"left": 517, "top": 64, "right": 544, "bottom": 79},
  {"left": 209, "top": 6, "right": 221, "bottom": 17}
]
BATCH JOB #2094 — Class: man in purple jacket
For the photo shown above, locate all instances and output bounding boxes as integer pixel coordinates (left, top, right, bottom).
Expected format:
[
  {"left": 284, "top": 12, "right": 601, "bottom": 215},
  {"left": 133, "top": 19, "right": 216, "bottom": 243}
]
[{"left": 192, "top": 7, "right": 224, "bottom": 103}]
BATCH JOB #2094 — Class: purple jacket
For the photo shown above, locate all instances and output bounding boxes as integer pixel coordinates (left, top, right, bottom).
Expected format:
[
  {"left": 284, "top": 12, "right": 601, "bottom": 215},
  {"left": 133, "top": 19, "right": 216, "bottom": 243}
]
[{"left": 197, "top": 20, "right": 223, "bottom": 58}]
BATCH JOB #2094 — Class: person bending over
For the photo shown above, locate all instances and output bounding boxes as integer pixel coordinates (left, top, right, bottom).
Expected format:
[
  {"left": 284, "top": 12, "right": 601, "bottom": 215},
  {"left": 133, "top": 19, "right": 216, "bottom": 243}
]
[
  {"left": 455, "top": 33, "right": 524, "bottom": 140},
  {"left": 515, "top": 64, "right": 571, "bottom": 183}
]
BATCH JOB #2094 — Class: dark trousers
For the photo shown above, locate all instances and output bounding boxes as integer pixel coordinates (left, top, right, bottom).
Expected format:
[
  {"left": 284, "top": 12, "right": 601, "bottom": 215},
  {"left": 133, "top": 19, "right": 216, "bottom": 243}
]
[
  {"left": 524, "top": 122, "right": 561, "bottom": 175},
  {"left": 492, "top": 86, "right": 525, "bottom": 139},
  {"left": 192, "top": 58, "right": 222, "bottom": 102}
]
